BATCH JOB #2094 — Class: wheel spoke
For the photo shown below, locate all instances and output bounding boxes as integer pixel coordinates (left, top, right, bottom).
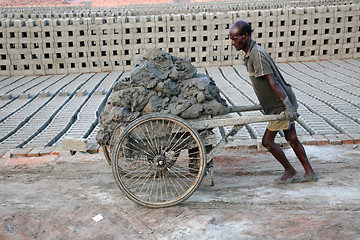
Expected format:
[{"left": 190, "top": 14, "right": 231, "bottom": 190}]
[
  {"left": 148, "top": 171, "right": 158, "bottom": 202},
  {"left": 149, "top": 120, "right": 160, "bottom": 155},
  {"left": 135, "top": 170, "right": 155, "bottom": 195},
  {"left": 169, "top": 134, "right": 197, "bottom": 155},
  {"left": 168, "top": 165, "right": 199, "bottom": 178},
  {"left": 161, "top": 170, "right": 169, "bottom": 201},
  {"left": 130, "top": 127, "right": 157, "bottom": 157},
  {"left": 122, "top": 137, "right": 156, "bottom": 159},
  {"left": 163, "top": 123, "right": 183, "bottom": 155}
]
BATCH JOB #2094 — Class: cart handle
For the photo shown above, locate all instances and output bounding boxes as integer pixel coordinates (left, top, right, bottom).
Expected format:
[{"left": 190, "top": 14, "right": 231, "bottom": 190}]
[
  {"left": 189, "top": 114, "right": 287, "bottom": 129},
  {"left": 229, "top": 104, "right": 262, "bottom": 113}
]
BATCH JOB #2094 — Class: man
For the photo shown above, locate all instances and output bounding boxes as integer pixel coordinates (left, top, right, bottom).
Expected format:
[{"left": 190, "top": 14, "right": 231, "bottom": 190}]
[{"left": 229, "top": 20, "right": 318, "bottom": 183}]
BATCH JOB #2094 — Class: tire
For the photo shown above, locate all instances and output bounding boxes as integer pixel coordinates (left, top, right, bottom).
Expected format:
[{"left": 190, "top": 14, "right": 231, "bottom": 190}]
[{"left": 112, "top": 113, "right": 206, "bottom": 208}]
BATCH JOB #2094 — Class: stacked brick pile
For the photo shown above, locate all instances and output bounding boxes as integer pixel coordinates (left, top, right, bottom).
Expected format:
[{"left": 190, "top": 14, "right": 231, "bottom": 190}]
[
  {"left": 92, "top": 0, "right": 173, "bottom": 8},
  {"left": 0, "top": 0, "right": 76, "bottom": 8},
  {"left": 190, "top": 0, "right": 229, "bottom": 2},
  {"left": 1, "top": 3, "right": 358, "bottom": 76}
]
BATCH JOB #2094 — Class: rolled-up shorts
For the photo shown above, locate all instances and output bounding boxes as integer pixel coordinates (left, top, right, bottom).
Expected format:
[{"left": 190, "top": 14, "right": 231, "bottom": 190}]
[{"left": 267, "top": 111, "right": 292, "bottom": 131}]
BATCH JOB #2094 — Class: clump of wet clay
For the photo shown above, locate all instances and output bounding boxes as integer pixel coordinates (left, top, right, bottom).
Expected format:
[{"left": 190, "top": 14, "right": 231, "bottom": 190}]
[{"left": 96, "top": 48, "right": 229, "bottom": 146}]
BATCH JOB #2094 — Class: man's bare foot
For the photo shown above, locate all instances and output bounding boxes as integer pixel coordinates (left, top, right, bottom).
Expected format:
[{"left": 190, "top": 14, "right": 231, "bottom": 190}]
[
  {"left": 291, "top": 173, "right": 318, "bottom": 183},
  {"left": 274, "top": 170, "right": 297, "bottom": 184}
]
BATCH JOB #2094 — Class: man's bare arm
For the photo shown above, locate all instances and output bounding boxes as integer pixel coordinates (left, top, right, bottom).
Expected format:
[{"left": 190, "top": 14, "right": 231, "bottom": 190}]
[
  {"left": 264, "top": 74, "right": 287, "bottom": 101},
  {"left": 264, "top": 74, "right": 298, "bottom": 120}
]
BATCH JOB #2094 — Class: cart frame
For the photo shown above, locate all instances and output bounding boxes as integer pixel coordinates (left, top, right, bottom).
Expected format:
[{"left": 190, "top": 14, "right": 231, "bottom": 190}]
[{"left": 103, "top": 105, "right": 288, "bottom": 208}]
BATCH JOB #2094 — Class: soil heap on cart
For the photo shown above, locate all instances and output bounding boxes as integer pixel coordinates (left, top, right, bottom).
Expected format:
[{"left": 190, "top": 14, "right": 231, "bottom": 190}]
[{"left": 96, "top": 48, "right": 230, "bottom": 150}]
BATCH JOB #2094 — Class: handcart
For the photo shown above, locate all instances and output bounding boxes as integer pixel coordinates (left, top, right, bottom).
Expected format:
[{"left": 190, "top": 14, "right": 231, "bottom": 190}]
[{"left": 102, "top": 105, "right": 287, "bottom": 208}]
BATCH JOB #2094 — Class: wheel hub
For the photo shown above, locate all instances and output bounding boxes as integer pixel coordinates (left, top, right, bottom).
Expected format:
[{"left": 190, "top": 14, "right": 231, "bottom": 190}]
[{"left": 154, "top": 155, "right": 167, "bottom": 167}]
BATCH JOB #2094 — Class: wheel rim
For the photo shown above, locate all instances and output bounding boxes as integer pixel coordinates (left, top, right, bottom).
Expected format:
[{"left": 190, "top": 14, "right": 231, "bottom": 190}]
[{"left": 112, "top": 114, "right": 206, "bottom": 207}]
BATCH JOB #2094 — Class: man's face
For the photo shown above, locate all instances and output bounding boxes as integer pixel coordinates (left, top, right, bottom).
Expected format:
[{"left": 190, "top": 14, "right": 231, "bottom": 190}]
[{"left": 230, "top": 31, "right": 247, "bottom": 51}]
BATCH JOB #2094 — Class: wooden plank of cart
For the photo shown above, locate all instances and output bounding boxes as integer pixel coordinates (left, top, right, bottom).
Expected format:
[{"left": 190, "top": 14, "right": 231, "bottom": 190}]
[{"left": 102, "top": 104, "right": 288, "bottom": 208}]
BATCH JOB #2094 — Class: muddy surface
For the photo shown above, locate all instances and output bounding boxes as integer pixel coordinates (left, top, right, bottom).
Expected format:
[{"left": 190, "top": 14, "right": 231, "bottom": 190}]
[{"left": 0, "top": 144, "right": 359, "bottom": 239}]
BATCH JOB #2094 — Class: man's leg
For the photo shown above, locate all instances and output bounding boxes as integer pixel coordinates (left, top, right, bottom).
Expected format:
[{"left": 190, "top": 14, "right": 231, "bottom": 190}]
[
  {"left": 262, "top": 129, "right": 297, "bottom": 182},
  {"left": 283, "top": 123, "right": 318, "bottom": 182}
]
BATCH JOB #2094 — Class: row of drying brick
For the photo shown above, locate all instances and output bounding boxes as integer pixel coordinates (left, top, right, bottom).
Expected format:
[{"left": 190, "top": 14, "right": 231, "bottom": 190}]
[
  {"left": 278, "top": 62, "right": 360, "bottom": 107},
  {"left": 1, "top": 133, "right": 359, "bottom": 158},
  {"left": 0, "top": 75, "right": 84, "bottom": 145},
  {"left": 24, "top": 71, "right": 121, "bottom": 147},
  {"left": 0, "top": 59, "right": 359, "bottom": 155},
  {"left": 291, "top": 62, "right": 360, "bottom": 102},
  {"left": 53, "top": 71, "right": 123, "bottom": 145},
  {"left": 0, "top": 72, "right": 114, "bottom": 149},
  {"left": 17, "top": 73, "right": 110, "bottom": 148},
  {"left": 275, "top": 62, "right": 360, "bottom": 132},
  {"left": 283, "top": 63, "right": 360, "bottom": 119}
]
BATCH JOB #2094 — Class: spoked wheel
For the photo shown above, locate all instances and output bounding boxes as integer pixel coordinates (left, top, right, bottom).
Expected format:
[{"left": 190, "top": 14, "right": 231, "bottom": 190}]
[{"left": 111, "top": 113, "right": 206, "bottom": 208}]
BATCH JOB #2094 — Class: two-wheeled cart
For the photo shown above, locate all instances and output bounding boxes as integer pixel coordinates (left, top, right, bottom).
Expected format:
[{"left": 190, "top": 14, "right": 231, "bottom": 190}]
[{"left": 102, "top": 105, "right": 287, "bottom": 208}]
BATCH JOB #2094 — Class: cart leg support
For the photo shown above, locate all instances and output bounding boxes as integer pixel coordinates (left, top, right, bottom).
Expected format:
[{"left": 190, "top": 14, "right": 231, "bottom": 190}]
[{"left": 202, "top": 124, "right": 244, "bottom": 187}]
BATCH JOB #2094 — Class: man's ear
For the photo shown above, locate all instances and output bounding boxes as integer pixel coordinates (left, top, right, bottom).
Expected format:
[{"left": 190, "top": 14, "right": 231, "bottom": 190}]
[{"left": 244, "top": 32, "right": 250, "bottom": 40}]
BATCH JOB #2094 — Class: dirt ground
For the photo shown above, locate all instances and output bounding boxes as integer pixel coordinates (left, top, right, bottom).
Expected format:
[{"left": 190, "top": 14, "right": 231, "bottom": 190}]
[{"left": 0, "top": 144, "right": 359, "bottom": 240}]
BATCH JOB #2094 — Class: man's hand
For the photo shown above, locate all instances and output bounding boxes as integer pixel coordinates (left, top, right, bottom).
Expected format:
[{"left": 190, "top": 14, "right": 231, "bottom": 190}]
[{"left": 283, "top": 97, "right": 299, "bottom": 121}]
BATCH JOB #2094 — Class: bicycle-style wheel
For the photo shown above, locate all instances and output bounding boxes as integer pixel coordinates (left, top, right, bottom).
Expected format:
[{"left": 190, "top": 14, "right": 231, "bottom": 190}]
[{"left": 111, "top": 113, "right": 206, "bottom": 208}]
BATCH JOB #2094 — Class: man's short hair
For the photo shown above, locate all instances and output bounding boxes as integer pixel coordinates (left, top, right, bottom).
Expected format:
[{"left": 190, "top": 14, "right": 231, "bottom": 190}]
[{"left": 239, "top": 21, "right": 253, "bottom": 35}]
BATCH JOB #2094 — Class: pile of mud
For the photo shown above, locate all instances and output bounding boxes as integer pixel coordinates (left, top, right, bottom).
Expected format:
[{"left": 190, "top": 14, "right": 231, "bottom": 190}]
[{"left": 96, "top": 49, "right": 229, "bottom": 147}]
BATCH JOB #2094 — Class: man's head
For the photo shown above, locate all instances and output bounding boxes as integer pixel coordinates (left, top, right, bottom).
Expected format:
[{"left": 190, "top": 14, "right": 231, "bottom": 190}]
[{"left": 229, "top": 20, "right": 253, "bottom": 52}]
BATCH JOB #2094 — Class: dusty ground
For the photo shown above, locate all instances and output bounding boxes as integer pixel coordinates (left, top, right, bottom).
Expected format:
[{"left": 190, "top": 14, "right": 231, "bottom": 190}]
[{"left": 0, "top": 144, "right": 359, "bottom": 240}]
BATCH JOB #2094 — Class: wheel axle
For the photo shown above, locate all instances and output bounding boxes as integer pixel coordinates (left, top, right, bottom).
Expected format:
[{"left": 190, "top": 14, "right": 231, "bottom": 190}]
[{"left": 154, "top": 155, "right": 167, "bottom": 167}]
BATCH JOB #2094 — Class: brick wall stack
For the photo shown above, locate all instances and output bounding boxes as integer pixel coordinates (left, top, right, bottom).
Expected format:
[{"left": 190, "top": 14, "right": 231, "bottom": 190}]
[
  {"left": 0, "top": 0, "right": 350, "bottom": 19},
  {"left": 0, "top": 2, "right": 359, "bottom": 76}
]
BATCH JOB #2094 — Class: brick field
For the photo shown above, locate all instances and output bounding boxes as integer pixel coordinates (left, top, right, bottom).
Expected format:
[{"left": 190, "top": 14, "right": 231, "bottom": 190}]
[{"left": 0, "top": 59, "right": 359, "bottom": 157}]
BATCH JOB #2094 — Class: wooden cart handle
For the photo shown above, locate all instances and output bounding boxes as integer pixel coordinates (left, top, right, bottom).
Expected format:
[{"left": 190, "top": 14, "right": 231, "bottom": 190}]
[
  {"left": 189, "top": 114, "right": 287, "bottom": 129},
  {"left": 229, "top": 104, "right": 262, "bottom": 113}
]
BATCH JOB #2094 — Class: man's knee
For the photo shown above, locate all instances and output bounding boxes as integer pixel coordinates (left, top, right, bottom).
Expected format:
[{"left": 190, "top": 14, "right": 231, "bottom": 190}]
[
  {"left": 285, "top": 133, "right": 300, "bottom": 145},
  {"left": 262, "top": 130, "right": 278, "bottom": 150},
  {"left": 262, "top": 137, "right": 273, "bottom": 149}
]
